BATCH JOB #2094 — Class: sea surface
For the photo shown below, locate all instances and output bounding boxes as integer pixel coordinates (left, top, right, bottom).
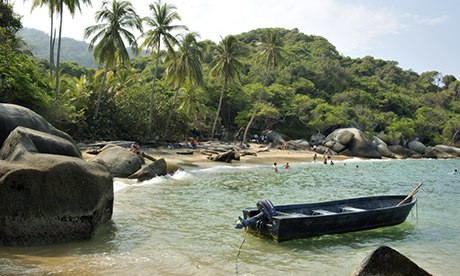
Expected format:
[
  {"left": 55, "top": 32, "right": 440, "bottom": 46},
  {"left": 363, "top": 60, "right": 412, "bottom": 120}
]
[{"left": 1, "top": 158, "right": 459, "bottom": 275}]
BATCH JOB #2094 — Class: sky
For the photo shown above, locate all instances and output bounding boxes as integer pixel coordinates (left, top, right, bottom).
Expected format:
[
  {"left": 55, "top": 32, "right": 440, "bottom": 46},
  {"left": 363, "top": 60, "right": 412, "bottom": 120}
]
[{"left": 11, "top": 0, "right": 460, "bottom": 79}]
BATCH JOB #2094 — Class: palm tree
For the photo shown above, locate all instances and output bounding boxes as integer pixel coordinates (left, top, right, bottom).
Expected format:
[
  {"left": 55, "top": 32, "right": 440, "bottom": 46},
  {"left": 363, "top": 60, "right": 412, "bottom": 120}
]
[
  {"left": 30, "top": 0, "right": 59, "bottom": 78},
  {"left": 163, "top": 32, "right": 204, "bottom": 140},
  {"left": 209, "top": 35, "right": 245, "bottom": 139},
  {"left": 55, "top": 0, "right": 92, "bottom": 99},
  {"left": 242, "top": 29, "right": 284, "bottom": 145},
  {"left": 140, "top": 0, "right": 187, "bottom": 134},
  {"left": 84, "top": 0, "right": 142, "bottom": 118}
]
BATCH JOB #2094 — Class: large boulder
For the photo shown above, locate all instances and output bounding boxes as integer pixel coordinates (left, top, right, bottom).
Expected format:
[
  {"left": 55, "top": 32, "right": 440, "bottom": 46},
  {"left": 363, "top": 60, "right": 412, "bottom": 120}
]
[
  {"left": 388, "top": 145, "right": 420, "bottom": 158},
  {"left": 0, "top": 103, "right": 76, "bottom": 148},
  {"left": 432, "top": 145, "right": 460, "bottom": 157},
  {"left": 93, "top": 145, "right": 144, "bottom": 177},
  {"left": 324, "top": 128, "right": 381, "bottom": 159},
  {"left": 354, "top": 245, "right": 431, "bottom": 276},
  {"left": 0, "top": 127, "right": 81, "bottom": 161},
  {"left": 0, "top": 128, "right": 113, "bottom": 246},
  {"left": 424, "top": 145, "right": 460, "bottom": 159},
  {"left": 408, "top": 140, "right": 427, "bottom": 154},
  {"left": 372, "top": 136, "right": 395, "bottom": 158}
]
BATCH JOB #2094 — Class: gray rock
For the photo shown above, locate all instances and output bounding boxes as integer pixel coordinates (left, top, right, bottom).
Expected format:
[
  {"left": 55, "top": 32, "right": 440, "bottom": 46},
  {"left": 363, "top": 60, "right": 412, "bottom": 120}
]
[
  {"left": 0, "top": 129, "right": 113, "bottom": 246},
  {"left": 128, "top": 158, "right": 168, "bottom": 181},
  {"left": 324, "top": 128, "right": 381, "bottom": 158},
  {"left": 388, "top": 145, "right": 419, "bottom": 158},
  {"left": 354, "top": 245, "right": 431, "bottom": 276},
  {"left": 424, "top": 146, "right": 458, "bottom": 159},
  {"left": 408, "top": 141, "right": 427, "bottom": 154},
  {"left": 372, "top": 137, "right": 395, "bottom": 158},
  {"left": 0, "top": 127, "right": 82, "bottom": 161},
  {"left": 433, "top": 145, "right": 460, "bottom": 157},
  {"left": 94, "top": 145, "right": 144, "bottom": 177},
  {"left": 376, "top": 144, "right": 396, "bottom": 158},
  {"left": 0, "top": 103, "right": 75, "bottom": 147}
]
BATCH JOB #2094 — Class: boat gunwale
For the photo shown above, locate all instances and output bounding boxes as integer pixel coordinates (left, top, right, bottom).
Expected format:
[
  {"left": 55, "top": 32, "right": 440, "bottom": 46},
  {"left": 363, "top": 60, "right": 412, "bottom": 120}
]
[{"left": 243, "top": 195, "right": 416, "bottom": 221}]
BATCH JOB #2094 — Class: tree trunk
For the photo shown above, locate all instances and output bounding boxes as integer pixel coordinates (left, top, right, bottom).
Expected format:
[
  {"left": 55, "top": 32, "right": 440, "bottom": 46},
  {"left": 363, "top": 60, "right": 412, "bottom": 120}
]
[
  {"left": 163, "top": 85, "right": 181, "bottom": 140},
  {"left": 148, "top": 38, "right": 162, "bottom": 134},
  {"left": 242, "top": 66, "right": 272, "bottom": 145},
  {"left": 94, "top": 66, "right": 109, "bottom": 119},
  {"left": 49, "top": 12, "right": 55, "bottom": 79},
  {"left": 211, "top": 75, "right": 228, "bottom": 139},
  {"left": 54, "top": 1, "right": 63, "bottom": 99}
]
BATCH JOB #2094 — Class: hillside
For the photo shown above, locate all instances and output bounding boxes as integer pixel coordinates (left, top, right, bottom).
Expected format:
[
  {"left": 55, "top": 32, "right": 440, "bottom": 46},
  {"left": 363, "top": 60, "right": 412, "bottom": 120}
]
[{"left": 19, "top": 28, "right": 97, "bottom": 68}]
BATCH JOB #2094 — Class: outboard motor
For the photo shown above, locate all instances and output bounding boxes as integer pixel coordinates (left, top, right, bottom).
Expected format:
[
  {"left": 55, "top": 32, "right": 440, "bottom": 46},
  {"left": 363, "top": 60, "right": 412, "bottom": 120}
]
[{"left": 235, "top": 199, "right": 277, "bottom": 229}]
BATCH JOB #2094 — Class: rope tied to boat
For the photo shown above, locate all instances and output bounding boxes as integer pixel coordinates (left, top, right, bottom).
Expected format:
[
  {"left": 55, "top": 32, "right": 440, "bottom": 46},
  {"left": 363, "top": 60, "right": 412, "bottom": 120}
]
[{"left": 235, "top": 230, "right": 248, "bottom": 276}]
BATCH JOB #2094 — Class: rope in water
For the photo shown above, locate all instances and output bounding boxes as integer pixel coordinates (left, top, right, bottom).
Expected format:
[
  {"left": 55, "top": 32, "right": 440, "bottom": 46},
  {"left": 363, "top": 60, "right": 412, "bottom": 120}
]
[{"left": 235, "top": 231, "right": 247, "bottom": 276}]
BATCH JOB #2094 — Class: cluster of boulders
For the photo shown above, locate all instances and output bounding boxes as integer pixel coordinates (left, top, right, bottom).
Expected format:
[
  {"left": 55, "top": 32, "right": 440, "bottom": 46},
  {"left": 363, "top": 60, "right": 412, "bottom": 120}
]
[
  {"left": 83, "top": 143, "right": 179, "bottom": 181},
  {"left": 0, "top": 104, "right": 113, "bottom": 246},
  {"left": 320, "top": 128, "right": 460, "bottom": 159}
]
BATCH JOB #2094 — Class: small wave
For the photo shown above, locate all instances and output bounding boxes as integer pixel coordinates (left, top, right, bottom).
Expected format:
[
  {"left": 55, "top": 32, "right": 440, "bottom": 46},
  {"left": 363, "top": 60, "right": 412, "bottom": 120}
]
[{"left": 113, "top": 170, "right": 194, "bottom": 191}]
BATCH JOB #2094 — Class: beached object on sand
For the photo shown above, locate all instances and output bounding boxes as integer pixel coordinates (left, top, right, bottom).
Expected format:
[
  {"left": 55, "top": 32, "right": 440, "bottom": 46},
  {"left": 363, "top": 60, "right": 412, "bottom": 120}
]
[
  {"left": 0, "top": 127, "right": 113, "bottom": 246},
  {"left": 354, "top": 245, "right": 431, "bottom": 276},
  {"left": 207, "top": 150, "right": 237, "bottom": 163},
  {"left": 236, "top": 194, "right": 417, "bottom": 242}
]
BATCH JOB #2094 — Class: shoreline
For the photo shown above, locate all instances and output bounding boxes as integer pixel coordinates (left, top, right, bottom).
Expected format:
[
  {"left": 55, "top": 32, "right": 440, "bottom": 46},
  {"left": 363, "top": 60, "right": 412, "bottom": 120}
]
[{"left": 143, "top": 144, "right": 354, "bottom": 170}]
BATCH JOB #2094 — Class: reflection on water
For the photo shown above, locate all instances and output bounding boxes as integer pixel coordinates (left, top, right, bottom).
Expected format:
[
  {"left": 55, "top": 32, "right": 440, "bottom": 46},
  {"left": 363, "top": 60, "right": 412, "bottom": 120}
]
[{"left": 0, "top": 159, "right": 460, "bottom": 275}]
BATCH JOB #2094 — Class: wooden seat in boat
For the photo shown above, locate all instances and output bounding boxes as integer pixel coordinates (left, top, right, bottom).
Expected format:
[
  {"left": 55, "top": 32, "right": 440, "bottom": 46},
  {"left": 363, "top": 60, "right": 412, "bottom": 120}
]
[{"left": 342, "top": 206, "right": 366, "bottom": 212}]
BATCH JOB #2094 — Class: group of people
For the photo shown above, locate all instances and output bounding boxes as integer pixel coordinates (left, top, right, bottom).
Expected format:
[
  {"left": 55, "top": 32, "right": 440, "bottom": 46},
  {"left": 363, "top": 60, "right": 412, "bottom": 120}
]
[{"left": 273, "top": 162, "right": 290, "bottom": 172}]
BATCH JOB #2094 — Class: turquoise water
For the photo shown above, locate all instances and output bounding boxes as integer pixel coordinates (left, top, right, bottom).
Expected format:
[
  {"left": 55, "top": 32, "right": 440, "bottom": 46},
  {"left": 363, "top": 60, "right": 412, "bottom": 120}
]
[{"left": 1, "top": 159, "right": 459, "bottom": 275}]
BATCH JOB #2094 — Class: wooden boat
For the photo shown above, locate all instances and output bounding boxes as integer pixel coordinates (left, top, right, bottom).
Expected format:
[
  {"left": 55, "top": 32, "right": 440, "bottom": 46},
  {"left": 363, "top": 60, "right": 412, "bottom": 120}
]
[{"left": 235, "top": 195, "right": 417, "bottom": 242}]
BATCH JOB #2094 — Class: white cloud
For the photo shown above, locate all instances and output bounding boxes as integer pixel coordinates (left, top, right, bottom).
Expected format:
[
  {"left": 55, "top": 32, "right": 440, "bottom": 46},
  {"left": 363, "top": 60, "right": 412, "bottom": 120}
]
[{"left": 403, "top": 13, "right": 449, "bottom": 26}]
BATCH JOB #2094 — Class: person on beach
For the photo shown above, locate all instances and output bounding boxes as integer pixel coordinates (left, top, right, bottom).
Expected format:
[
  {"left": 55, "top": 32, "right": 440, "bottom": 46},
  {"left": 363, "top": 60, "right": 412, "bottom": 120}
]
[
  {"left": 313, "top": 153, "right": 317, "bottom": 163},
  {"left": 284, "top": 162, "right": 290, "bottom": 169},
  {"left": 130, "top": 143, "right": 140, "bottom": 154},
  {"left": 273, "top": 162, "right": 279, "bottom": 173}
]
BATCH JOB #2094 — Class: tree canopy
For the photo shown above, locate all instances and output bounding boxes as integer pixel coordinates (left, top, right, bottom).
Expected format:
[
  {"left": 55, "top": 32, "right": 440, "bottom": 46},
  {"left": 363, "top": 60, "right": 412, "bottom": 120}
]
[{"left": 6, "top": 2, "right": 460, "bottom": 147}]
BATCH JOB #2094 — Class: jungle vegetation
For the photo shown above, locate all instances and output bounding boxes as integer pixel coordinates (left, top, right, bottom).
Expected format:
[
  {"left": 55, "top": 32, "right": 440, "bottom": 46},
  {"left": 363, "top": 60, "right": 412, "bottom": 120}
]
[{"left": 1, "top": 1, "right": 460, "bottom": 146}]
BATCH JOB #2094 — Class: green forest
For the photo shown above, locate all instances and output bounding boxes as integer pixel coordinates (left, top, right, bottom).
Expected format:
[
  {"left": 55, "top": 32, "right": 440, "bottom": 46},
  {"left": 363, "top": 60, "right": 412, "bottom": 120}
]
[{"left": 1, "top": 1, "right": 460, "bottom": 147}]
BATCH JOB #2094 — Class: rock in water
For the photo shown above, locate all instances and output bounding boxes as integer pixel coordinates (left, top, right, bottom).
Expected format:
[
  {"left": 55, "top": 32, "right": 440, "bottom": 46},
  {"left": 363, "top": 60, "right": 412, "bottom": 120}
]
[
  {"left": 354, "top": 245, "right": 432, "bottom": 276},
  {"left": 0, "top": 128, "right": 113, "bottom": 246}
]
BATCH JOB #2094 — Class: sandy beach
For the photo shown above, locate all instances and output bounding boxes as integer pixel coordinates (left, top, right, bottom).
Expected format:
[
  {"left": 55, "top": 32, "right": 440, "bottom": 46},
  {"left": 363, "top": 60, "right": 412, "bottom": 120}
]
[{"left": 143, "top": 142, "right": 351, "bottom": 169}]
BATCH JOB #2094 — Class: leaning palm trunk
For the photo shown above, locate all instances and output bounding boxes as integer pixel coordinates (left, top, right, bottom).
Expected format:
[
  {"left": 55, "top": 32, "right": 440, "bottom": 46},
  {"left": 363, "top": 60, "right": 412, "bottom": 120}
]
[
  {"left": 94, "top": 66, "right": 109, "bottom": 119},
  {"left": 211, "top": 75, "right": 228, "bottom": 139},
  {"left": 163, "top": 85, "right": 181, "bottom": 140},
  {"left": 242, "top": 66, "right": 272, "bottom": 145},
  {"left": 149, "top": 39, "right": 162, "bottom": 133},
  {"left": 54, "top": 1, "right": 63, "bottom": 98}
]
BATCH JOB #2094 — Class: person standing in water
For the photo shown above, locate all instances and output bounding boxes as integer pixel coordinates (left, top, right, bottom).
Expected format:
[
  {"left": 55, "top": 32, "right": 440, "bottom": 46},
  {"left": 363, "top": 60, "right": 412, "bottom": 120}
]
[
  {"left": 284, "top": 162, "right": 290, "bottom": 169},
  {"left": 273, "top": 162, "right": 279, "bottom": 173}
]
